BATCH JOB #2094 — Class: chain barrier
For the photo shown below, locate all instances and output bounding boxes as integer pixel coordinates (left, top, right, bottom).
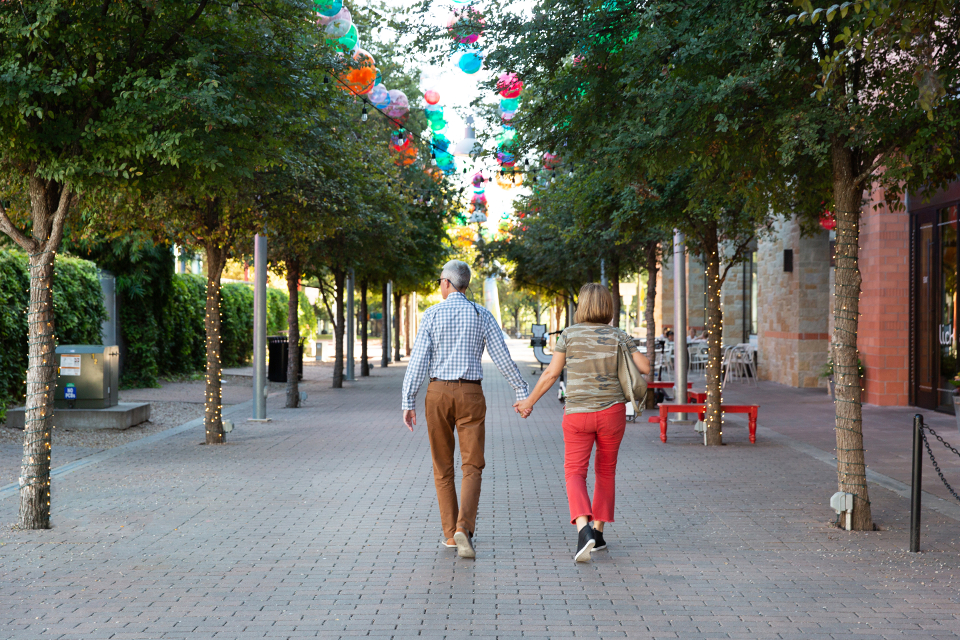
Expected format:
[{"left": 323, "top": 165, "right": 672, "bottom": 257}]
[{"left": 920, "top": 424, "right": 960, "bottom": 505}]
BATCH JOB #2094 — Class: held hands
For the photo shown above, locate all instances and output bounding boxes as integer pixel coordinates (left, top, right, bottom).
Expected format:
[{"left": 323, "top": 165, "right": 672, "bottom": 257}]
[
  {"left": 513, "top": 399, "right": 534, "bottom": 419},
  {"left": 402, "top": 410, "right": 416, "bottom": 432}
]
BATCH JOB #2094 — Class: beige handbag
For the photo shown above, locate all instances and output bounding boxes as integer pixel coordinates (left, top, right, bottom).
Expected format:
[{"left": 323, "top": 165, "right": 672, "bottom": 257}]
[{"left": 618, "top": 339, "right": 647, "bottom": 416}]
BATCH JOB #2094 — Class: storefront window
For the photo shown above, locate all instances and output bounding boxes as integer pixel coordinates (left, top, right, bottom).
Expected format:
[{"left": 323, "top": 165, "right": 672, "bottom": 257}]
[{"left": 939, "top": 206, "right": 958, "bottom": 409}]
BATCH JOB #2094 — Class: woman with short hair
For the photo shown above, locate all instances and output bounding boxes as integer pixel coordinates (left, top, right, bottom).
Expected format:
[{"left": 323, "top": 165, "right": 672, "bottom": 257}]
[{"left": 514, "top": 283, "right": 650, "bottom": 562}]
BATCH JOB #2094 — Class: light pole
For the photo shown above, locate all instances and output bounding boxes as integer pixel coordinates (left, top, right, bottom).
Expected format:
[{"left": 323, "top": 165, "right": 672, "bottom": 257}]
[
  {"left": 251, "top": 234, "right": 268, "bottom": 421},
  {"left": 346, "top": 268, "right": 355, "bottom": 381}
]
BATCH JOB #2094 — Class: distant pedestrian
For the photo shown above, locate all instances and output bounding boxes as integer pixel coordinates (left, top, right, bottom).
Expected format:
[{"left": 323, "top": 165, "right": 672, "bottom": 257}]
[
  {"left": 401, "top": 260, "right": 530, "bottom": 558},
  {"left": 514, "top": 283, "right": 650, "bottom": 562}
]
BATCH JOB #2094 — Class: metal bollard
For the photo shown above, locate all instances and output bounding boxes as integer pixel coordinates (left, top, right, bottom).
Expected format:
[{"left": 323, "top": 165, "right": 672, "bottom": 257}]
[{"left": 910, "top": 414, "right": 923, "bottom": 553}]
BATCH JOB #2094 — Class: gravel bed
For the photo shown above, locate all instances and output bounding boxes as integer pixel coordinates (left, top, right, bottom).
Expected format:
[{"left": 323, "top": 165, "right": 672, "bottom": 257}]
[{"left": 0, "top": 401, "right": 204, "bottom": 487}]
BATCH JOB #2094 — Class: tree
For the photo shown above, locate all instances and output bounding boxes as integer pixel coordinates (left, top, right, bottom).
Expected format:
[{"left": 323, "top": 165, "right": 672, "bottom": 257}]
[
  {"left": 782, "top": 0, "right": 960, "bottom": 529},
  {"left": 0, "top": 0, "right": 235, "bottom": 529}
]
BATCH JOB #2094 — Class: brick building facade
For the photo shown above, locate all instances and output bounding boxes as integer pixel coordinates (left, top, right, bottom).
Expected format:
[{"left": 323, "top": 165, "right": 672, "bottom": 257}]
[{"left": 652, "top": 180, "right": 960, "bottom": 412}]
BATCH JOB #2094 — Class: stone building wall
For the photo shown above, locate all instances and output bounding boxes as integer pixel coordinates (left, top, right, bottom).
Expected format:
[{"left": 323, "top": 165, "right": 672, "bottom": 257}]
[
  {"left": 687, "top": 255, "right": 706, "bottom": 335},
  {"left": 756, "top": 218, "right": 831, "bottom": 388},
  {"left": 721, "top": 260, "right": 747, "bottom": 346},
  {"left": 654, "top": 250, "right": 675, "bottom": 334}
]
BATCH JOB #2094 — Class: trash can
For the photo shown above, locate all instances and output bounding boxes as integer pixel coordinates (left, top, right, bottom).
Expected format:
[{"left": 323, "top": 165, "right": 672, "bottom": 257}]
[
  {"left": 267, "top": 336, "right": 304, "bottom": 383},
  {"left": 54, "top": 345, "right": 119, "bottom": 409}
]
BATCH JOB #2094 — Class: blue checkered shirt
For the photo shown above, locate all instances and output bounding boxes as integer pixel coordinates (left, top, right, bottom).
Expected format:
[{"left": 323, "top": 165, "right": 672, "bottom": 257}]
[{"left": 401, "top": 292, "right": 530, "bottom": 410}]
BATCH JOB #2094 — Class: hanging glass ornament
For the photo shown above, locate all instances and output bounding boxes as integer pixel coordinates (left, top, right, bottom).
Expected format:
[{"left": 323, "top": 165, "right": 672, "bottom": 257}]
[
  {"left": 497, "top": 72, "right": 523, "bottom": 98},
  {"left": 500, "top": 97, "right": 519, "bottom": 112},
  {"left": 432, "top": 133, "right": 451, "bottom": 153},
  {"left": 339, "top": 49, "right": 376, "bottom": 95},
  {"left": 394, "top": 145, "right": 417, "bottom": 167},
  {"left": 314, "top": 0, "right": 343, "bottom": 18},
  {"left": 323, "top": 8, "right": 351, "bottom": 36},
  {"left": 336, "top": 24, "right": 359, "bottom": 51},
  {"left": 369, "top": 84, "right": 390, "bottom": 109},
  {"left": 458, "top": 49, "right": 483, "bottom": 74},
  {"left": 447, "top": 7, "right": 483, "bottom": 44},
  {"left": 543, "top": 152, "right": 561, "bottom": 170},
  {"left": 424, "top": 89, "right": 440, "bottom": 105},
  {"left": 384, "top": 90, "right": 409, "bottom": 119}
]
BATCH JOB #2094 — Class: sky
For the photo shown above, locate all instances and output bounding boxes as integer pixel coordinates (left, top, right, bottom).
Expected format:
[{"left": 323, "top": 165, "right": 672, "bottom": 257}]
[{"left": 369, "top": 0, "right": 535, "bottom": 231}]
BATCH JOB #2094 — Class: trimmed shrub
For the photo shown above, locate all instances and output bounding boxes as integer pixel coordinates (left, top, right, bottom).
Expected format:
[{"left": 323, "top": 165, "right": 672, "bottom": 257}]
[
  {"left": 221, "top": 282, "right": 254, "bottom": 368},
  {"left": 0, "top": 250, "right": 106, "bottom": 415}
]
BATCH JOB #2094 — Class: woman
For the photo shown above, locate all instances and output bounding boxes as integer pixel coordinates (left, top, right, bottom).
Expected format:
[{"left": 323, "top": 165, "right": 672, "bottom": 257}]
[{"left": 514, "top": 283, "right": 651, "bottom": 562}]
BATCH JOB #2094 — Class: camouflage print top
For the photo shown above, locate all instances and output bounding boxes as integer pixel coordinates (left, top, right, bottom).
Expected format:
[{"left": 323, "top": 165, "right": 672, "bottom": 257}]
[{"left": 554, "top": 323, "right": 640, "bottom": 414}]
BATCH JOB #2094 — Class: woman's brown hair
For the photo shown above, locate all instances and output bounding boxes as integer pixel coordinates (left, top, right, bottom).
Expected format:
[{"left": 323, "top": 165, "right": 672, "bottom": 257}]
[{"left": 574, "top": 283, "right": 614, "bottom": 324}]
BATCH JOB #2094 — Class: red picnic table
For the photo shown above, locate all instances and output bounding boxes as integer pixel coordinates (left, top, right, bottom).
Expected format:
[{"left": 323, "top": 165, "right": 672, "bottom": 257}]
[{"left": 649, "top": 403, "right": 758, "bottom": 444}]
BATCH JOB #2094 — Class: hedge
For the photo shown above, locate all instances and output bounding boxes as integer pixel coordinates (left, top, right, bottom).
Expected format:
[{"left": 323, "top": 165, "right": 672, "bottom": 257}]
[
  {"left": 0, "top": 250, "right": 106, "bottom": 416},
  {"left": 266, "top": 287, "right": 317, "bottom": 342}
]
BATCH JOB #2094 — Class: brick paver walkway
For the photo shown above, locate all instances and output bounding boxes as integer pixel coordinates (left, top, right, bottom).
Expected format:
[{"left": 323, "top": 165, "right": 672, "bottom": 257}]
[{"left": 2, "top": 341, "right": 960, "bottom": 639}]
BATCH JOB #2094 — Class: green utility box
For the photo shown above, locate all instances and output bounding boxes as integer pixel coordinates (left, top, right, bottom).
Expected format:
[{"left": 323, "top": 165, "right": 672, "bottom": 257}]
[{"left": 55, "top": 346, "right": 119, "bottom": 409}]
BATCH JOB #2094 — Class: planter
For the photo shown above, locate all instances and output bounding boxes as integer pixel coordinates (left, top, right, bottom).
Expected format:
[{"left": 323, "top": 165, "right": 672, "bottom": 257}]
[{"left": 954, "top": 396, "right": 960, "bottom": 435}]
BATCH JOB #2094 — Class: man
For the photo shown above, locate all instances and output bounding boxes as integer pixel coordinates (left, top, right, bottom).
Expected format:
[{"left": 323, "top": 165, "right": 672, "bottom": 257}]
[{"left": 401, "top": 260, "right": 529, "bottom": 558}]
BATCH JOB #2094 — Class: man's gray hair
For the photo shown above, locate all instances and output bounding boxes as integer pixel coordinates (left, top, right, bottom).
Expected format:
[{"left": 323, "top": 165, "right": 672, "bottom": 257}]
[{"left": 440, "top": 260, "right": 472, "bottom": 291}]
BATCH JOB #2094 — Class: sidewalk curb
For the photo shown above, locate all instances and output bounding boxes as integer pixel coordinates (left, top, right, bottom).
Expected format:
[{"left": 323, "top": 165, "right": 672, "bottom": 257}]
[
  {"left": 757, "top": 425, "right": 960, "bottom": 522},
  {"left": 0, "top": 397, "right": 262, "bottom": 501}
]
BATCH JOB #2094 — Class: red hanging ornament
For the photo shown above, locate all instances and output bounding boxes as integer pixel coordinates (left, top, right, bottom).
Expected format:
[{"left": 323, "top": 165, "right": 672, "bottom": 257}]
[{"left": 819, "top": 210, "right": 836, "bottom": 231}]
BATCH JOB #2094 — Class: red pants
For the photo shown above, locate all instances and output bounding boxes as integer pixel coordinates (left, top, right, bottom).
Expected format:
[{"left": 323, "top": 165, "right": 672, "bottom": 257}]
[{"left": 562, "top": 403, "right": 626, "bottom": 524}]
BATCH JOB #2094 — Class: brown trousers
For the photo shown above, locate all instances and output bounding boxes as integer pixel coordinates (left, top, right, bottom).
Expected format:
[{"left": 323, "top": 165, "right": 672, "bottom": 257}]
[{"left": 425, "top": 380, "right": 486, "bottom": 539}]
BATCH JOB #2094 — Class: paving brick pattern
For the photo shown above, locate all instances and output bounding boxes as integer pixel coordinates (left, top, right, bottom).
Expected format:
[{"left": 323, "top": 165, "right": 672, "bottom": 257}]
[{"left": 1, "top": 342, "right": 960, "bottom": 639}]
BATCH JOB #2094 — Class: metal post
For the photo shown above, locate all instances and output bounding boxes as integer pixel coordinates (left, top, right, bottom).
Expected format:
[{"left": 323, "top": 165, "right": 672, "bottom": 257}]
[
  {"left": 346, "top": 268, "right": 355, "bottom": 381},
  {"left": 600, "top": 258, "right": 607, "bottom": 287},
  {"left": 381, "top": 282, "right": 390, "bottom": 367},
  {"left": 386, "top": 281, "right": 393, "bottom": 362},
  {"left": 251, "top": 234, "right": 268, "bottom": 421},
  {"left": 673, "top": 231, "right": 688, "bottom": 408},
  {"left": 910, "top": 413, "right": 923, "bottom": 553}
]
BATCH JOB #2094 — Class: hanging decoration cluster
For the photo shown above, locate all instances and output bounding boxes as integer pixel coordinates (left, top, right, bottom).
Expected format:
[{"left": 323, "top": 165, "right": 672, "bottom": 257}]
[
  {"left": 468, "top": 171, "right": 487, "bottom": 222},
  {"left": 314, "top": 0, "right": 416, "bottom": 166},
  {"left": 448, "top": 4, "right": 485, "bottom": 75},
  {"left": 422, "top": 74, "right": 458, "bottom": 176},
  {"left": 494, "top": 73, "right": 524, "bottom": 189}
]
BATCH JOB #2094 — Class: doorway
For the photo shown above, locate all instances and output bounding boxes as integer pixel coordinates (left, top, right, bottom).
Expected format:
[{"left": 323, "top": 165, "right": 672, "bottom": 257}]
[{"left": 913, "top": 205, "right": 958, "bottom": 412}]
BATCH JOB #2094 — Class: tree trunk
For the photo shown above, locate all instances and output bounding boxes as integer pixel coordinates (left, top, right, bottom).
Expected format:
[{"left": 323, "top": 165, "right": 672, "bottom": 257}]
[
  {"left": 332, "top": 268, "right": 345, "bottom": 388},
  {"left": 203, "top": 241, "right": 227, "bottom": 444},
  {"left": 1, "top": 177, "right": 73, "bottom": 529},
  {"left": 360, "top": 279, "right": 370, "bottom": 377},
  {"left": 381, "top": 281, "right": 390, "bottom": 367},
  {"left": 393, "top": 289, "right": 402, "bottom": 362},
  {"left": 610, "top": 256, "right": 620, "bottom": 327},
  {"left": 703, "top": 223, "right": 724, "bottom": 446},
  {"left": 285, "top": 258, "right": 300, "bottom": 408},
  {"left": 19, "top": 249, "right": 57, "bottom": 528},
  {"left": 832, "top": 137, "right": 873, "bottom": 530},
  {"left": 644, "top": 241, "right": 659, "bottom": 381}
]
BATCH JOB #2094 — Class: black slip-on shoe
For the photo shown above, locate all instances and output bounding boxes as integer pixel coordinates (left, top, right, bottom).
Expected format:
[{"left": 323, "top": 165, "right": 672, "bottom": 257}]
[
  {"left": 592, "top": 528, "right": 607, "bottom": 551},
  {"left": 574, "top": 526, "right": 595, "bottom": 562},
  {"left": 454, "top": 530, "right": 475, "bottom": 558}
]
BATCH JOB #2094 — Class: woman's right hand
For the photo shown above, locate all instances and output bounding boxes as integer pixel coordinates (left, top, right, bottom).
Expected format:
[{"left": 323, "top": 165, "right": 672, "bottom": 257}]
[{"left": 513, "top": 398, "right": 534, "bottom": 418}]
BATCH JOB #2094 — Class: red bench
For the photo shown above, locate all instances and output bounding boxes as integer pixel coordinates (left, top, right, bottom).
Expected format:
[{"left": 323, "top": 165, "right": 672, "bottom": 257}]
[
  {"left": 649, "top": 382, "right": 693, "bottom": 390},
  {"left": 650, "top": 403, "right": 758, "bottom": 443}
]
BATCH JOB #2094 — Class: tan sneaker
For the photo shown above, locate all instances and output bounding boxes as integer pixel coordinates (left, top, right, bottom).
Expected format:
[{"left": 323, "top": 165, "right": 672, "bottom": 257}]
[
  {"left": 442, "top": 537, "right": 456, "bottom": 548},
  {"left": 454, "top": 530, "right": 475, "bottom": 558}
]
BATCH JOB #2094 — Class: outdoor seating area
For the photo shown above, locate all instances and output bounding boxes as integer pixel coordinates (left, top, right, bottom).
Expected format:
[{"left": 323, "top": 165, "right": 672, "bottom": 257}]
[{"left": 636, "top": 339, "right": 760, "bottom": 443}]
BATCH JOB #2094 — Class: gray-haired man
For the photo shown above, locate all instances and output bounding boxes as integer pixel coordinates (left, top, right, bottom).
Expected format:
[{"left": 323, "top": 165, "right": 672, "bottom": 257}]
[{"left": 401, "top": 260, "right": 529, "bottom": 558}]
